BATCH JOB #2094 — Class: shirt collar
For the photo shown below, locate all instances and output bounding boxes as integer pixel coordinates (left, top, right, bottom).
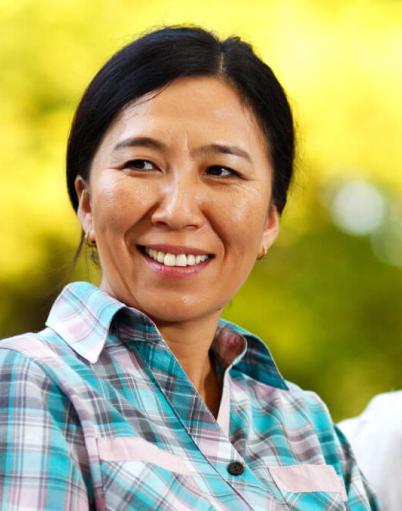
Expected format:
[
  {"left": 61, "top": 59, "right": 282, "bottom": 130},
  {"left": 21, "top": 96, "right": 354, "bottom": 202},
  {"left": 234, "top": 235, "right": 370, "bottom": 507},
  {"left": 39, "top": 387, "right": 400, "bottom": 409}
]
[
  {"left": 46, "top": 281, "right": 288, "bottom": 389},
  {"left": 46, "top": 281, "right": 127, "bottom": 363},
  {"left": 214, "top": 319, "right": 289, "bottom": 390}
]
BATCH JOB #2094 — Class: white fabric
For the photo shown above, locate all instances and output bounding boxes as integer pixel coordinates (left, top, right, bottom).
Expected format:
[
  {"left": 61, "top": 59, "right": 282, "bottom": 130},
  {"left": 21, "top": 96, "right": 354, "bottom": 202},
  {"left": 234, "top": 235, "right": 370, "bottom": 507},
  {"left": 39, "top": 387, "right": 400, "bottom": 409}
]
[{"left": 338, "top": 391, "right": 402, "bottom": 511}]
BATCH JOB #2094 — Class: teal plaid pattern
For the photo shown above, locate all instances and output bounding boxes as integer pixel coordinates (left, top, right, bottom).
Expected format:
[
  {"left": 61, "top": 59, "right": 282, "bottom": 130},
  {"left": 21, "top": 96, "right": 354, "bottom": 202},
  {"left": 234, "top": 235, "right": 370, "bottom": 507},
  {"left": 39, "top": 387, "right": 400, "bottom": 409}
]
[{"left": 0, "top": 282, "right": 378, "bottom": 510}]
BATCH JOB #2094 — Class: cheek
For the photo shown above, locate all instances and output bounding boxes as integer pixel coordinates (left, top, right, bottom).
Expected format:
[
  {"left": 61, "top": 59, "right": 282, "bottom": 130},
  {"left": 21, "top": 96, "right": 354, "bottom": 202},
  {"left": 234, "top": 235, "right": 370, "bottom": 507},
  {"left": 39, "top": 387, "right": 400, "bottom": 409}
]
[
  {"left": 91, "top": 177, "right": 145, "bottom": 233},
  {"left": 214, "top": 190, "right": 269, "bottom": 254}
]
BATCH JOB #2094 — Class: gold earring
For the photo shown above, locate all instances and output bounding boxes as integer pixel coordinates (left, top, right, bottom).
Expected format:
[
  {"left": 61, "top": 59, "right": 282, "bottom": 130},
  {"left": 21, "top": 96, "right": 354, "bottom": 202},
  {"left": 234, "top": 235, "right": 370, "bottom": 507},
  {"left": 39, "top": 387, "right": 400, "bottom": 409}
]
[
  {"left": 84, "top": 232, "right": 97, "bottom": 248},
  {"left": 257, "top": 245, "right": 268, "bottom": 260}
]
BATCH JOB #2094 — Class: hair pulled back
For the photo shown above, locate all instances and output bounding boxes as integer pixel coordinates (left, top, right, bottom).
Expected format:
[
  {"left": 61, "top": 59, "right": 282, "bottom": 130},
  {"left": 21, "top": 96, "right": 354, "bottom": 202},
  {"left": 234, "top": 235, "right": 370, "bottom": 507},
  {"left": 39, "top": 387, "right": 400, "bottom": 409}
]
[{"left": 66, "top": 26, "right": 295, "bottom": 214}]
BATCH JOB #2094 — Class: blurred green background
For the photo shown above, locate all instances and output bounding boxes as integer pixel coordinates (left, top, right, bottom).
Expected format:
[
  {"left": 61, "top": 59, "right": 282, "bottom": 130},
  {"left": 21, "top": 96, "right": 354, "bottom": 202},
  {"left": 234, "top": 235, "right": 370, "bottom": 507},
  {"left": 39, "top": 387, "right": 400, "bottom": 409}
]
[{"left": 0, "top": 0, "right": 401, "bottom": 421}]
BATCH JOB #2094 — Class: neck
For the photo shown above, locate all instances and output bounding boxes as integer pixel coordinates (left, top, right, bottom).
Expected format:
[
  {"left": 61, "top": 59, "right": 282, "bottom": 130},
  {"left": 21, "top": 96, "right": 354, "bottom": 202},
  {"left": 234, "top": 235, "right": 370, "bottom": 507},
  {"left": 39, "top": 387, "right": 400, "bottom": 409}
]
[{"left": 156, "top": 313, "right": 222, "bottom": 417}]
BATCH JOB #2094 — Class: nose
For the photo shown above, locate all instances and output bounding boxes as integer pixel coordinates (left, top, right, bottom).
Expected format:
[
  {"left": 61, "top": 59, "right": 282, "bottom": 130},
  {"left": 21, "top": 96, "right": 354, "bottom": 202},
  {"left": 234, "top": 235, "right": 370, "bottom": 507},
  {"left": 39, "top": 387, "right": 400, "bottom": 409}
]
[{"left": 150, "top": 173, "right": 205, "bottom": 230}]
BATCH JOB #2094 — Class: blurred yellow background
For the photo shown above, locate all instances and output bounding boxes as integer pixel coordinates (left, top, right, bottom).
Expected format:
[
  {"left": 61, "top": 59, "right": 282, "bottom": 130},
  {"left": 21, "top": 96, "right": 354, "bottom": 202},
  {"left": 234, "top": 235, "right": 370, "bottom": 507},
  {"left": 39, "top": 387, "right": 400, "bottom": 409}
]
[{"left": 0, "top": 0, "right": 401, "bottom": 420}]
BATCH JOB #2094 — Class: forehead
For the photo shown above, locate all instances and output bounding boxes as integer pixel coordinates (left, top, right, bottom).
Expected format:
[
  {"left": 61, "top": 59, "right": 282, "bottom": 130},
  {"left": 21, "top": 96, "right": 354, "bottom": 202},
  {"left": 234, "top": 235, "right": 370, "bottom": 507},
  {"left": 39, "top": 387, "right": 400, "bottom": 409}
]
[{"left": 98, "top": 76, "right": 268, "bottom": 155}]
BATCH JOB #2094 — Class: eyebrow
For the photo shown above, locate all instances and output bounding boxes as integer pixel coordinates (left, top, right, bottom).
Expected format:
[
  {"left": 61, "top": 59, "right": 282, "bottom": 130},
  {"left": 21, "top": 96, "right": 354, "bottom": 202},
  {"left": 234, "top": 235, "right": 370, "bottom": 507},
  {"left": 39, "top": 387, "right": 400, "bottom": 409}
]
[
  {"left": 194, "top": 143, "right": 252, "bottom": 164},
  {"left": 113, "top": 136, "right": 253, "bottom": 163},
  {"left": 113, "top": 136, "right": 166, "bottom": 152}
]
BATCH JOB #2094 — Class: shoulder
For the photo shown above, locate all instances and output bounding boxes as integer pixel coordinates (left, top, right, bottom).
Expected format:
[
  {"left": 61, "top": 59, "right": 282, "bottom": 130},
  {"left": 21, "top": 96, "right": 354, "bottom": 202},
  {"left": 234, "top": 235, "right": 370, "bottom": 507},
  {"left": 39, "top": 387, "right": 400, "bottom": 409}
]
[
  {"left": 0, "top": 333, "right": 70, "bottom": 423},
  {"left": 0, "top": 331, "right": 62, "bottom": 384},
  {"left": 0, "top": 332, "right": 47, "bottom": 366},
  {"left": 221, "top": 320, "right": 342, "bottom": 440},
  {"left": 282, "top": 381, "right": 338, "bottom": 440},
  {"left": 0, "top": 331, "right": 90, "bottom": 430},
  {"left": 278, "top": 382, "right": 360, "bottom": 474},
  {"left": 0, "top": 329, "right": 81, "bottom": 390},
  {"left": 0, "top": 329, "right": 66, "bottom": 365},
  {"left": 284, "top": 380, "right": 332, "bottom": 416}
]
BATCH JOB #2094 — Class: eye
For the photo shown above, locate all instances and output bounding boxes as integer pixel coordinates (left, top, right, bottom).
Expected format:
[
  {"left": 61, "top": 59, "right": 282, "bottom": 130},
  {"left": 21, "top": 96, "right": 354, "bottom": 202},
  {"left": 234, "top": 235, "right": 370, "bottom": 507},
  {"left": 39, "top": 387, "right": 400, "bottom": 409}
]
[
  {"left": 206, "top": 165, "right": 240, "bottom": 178},
  {"left": 124, "top": 159, "right": 157, "bottom": 171}
]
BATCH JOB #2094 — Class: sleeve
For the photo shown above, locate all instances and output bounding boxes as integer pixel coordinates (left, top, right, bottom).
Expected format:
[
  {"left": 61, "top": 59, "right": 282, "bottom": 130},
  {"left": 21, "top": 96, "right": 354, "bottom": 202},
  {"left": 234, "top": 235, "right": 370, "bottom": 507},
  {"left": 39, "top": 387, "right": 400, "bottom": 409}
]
[
  {"left": 0, "top": 348, "right": 92, "bottom": 511},
  {"left": 333, "top": 424, "right": 380, "bottom": 510},
  {"left": 296, "top": 387, "right": 380, "bottom": 510}
]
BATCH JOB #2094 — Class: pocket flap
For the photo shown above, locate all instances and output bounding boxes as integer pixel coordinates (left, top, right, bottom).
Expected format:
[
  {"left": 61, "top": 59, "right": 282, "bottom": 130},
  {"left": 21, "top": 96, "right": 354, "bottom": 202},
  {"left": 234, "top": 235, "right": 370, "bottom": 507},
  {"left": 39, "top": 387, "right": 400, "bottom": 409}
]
[
  {"left": 269, "top": 464, "right": 347, "bottom": 501},
  {"left": 97, "top": 437, "right": 191, "bottom": 475}
]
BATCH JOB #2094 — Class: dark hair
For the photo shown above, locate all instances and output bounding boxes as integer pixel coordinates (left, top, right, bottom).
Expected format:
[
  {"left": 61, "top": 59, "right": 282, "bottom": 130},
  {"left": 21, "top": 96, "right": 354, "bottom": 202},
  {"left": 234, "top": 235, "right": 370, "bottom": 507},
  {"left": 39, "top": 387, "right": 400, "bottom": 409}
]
[{"left": 67, "top": 25, "right": 295, "bottom": 214}]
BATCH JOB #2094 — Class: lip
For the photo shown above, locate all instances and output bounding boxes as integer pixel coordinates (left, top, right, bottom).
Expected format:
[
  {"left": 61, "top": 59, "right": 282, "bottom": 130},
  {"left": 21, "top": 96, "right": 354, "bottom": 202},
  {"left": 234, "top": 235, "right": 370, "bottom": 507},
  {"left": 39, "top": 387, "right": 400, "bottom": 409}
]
[
  {"left": 138, "top": 244, "right": 213, "bottom": 256},
  {"left": 138, "top": 245, "right": 213, "bottom": 278}
]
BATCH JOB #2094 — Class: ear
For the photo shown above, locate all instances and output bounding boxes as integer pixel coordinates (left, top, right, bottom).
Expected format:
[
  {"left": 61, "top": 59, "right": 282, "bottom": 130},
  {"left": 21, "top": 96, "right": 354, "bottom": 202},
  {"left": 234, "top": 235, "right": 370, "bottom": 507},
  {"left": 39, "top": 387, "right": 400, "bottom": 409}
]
[
  {"left": 261, "top": 204, "right": 280, "bottom": 253},
  {"left": 75, "top": 176, "right": 95, "bottom": 241}
]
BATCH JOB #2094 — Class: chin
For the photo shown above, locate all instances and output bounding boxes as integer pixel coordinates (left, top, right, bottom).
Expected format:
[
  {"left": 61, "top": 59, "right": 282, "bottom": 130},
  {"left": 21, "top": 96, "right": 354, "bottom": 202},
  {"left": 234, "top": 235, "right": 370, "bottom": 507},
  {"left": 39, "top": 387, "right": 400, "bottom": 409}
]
[
  {"left": 103, "top": 280, "right": 225, "bottom": 325},
  {"left": 139, "top": 298, "right": 221, "bottom": 325}
]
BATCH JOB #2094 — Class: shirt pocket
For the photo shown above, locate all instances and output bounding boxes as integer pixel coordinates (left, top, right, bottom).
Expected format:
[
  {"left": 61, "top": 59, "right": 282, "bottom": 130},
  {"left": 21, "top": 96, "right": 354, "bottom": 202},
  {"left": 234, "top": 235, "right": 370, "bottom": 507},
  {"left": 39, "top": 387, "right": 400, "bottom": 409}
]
[
  {"left": 97, "top": 436, "right": 191, "bottom": 474},
  {"left": 268, "top": 464, "right": 347, "bottom": 511},
  {"left": 97, "top": 437, "right": 218, "bottom": 511}
]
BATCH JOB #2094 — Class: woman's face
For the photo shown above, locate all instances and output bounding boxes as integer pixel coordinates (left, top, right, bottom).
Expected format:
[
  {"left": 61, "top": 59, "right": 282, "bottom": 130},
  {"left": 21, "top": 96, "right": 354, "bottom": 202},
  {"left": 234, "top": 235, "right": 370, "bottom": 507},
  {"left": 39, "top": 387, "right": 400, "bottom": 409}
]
[{"left": 75, "top": 76, "right": 279, "bottom": 324}]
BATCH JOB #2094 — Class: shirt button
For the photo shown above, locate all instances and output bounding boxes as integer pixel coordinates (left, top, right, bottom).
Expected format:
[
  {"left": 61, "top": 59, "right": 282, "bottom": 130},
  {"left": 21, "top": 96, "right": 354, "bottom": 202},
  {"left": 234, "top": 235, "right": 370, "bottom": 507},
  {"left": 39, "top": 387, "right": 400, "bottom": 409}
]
[{"left": 227, "top": 461, "right": 245, "bottom": 476}]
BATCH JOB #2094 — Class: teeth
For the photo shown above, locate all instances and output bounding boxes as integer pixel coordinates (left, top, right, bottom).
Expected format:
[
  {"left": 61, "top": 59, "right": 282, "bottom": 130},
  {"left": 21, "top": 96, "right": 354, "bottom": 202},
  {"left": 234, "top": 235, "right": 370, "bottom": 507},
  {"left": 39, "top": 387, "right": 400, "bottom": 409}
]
[
  {"left": 144, "top": 248, "right": 209, "bottom": 267},
  {"left": 176, "top": 254, "right": 187, "bottom": 267},
  {"left": 164, "top": 253, "right": 176, "bottom": 266}
]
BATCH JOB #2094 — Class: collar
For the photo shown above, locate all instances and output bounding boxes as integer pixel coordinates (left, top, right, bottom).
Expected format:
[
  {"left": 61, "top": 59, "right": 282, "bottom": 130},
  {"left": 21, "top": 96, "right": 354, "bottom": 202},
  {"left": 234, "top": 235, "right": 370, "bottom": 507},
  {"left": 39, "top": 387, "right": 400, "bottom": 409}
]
[
  {"left": 214, "top": 319, "right": 288, "bottom": 390},
  {"left": 46, "top": 281, "right": 126, "bottom": 363},
  {"left": 46, "top": 281, "right": 288, "bottom": 389}
]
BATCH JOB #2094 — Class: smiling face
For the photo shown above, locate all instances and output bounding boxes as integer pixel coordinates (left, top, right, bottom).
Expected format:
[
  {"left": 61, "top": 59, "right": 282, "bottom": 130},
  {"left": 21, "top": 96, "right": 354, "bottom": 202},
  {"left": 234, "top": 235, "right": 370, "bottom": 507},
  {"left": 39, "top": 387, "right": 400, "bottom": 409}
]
[{"left": 75, "top": 76, "right": 280, "bottom": 325}]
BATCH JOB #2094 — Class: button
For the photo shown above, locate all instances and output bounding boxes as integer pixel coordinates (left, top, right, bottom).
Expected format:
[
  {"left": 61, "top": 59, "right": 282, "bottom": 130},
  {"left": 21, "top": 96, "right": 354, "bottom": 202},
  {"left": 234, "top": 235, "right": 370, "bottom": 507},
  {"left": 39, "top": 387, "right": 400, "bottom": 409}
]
[{"left": 227, "top": 461, "right": 245, "bottom": 476}]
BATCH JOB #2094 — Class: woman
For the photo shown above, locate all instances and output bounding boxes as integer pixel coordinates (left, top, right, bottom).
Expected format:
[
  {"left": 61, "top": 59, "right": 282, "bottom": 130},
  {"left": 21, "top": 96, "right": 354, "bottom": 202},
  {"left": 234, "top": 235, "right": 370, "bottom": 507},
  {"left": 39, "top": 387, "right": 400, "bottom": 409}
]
[{"left": 0, "top": 26, "right": 377, "bottom": 510}]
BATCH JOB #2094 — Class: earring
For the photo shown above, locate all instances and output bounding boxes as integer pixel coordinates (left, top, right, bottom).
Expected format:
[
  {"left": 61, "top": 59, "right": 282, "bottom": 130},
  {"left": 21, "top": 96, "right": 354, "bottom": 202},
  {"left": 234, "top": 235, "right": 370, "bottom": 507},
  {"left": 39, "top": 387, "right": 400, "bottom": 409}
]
[
  {"left": 257, "top": 245, "right": 268, "bottom": 260},
  {"left": 84, "top": 232, "right": 97, "bottom": 248}
]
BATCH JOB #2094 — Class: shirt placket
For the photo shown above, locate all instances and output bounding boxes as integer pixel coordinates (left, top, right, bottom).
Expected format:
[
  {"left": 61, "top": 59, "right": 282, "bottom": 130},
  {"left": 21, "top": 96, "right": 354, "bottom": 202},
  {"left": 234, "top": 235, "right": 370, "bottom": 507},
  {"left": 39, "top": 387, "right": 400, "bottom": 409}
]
[{"left": 130, "top": 325, "right": 283, "bottom": 510}]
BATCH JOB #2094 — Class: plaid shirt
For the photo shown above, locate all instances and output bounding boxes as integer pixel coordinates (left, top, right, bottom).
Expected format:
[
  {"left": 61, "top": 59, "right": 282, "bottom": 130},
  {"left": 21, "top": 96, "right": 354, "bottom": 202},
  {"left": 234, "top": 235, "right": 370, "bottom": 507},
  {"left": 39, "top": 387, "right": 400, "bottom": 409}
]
[{"left": 0, "top": 282, "right": 377, "bottom": 510}]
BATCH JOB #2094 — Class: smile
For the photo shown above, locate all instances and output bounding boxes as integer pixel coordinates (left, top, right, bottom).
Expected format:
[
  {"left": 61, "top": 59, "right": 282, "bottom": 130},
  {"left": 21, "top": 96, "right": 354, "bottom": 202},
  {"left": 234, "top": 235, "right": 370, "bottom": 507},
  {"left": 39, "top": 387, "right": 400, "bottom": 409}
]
[{"left": 144, "top": 247, "right": 210, "bottom": 267}]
